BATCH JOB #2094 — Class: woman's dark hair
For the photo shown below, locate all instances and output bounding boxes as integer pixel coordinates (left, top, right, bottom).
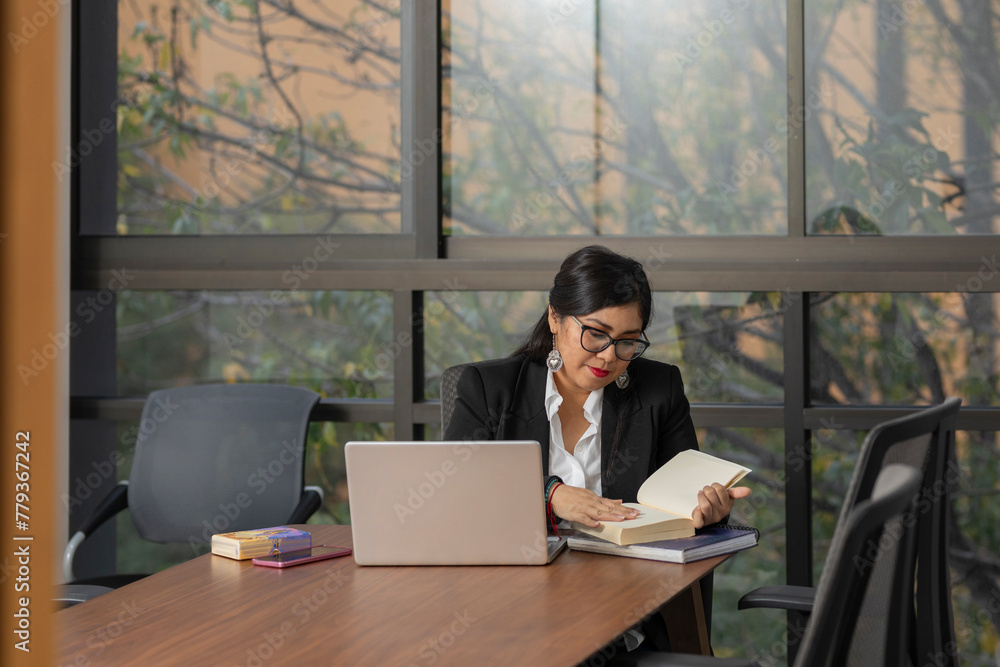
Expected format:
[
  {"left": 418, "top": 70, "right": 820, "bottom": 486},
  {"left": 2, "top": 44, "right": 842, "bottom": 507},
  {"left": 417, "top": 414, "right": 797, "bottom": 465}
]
[
  {"left": 512, "top": 245, "right": 653, "bottom": 363},
  {"left": 513, "top": 245, "right": 653, "bottom": 467}
]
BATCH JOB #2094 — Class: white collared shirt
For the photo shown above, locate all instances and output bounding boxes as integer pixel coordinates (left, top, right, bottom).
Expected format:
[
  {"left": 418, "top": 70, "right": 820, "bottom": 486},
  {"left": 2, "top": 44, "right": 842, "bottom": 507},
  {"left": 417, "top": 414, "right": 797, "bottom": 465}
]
[{"left": 545, "top": 369, "right": 603, "bottom": 495}]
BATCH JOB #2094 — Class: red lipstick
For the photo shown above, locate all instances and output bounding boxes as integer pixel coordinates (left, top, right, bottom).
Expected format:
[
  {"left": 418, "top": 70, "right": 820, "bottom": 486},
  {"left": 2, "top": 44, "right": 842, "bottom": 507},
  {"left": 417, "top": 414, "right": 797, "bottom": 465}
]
[{"left": 589, "top": 367, "right": 610, "bottom": 378}]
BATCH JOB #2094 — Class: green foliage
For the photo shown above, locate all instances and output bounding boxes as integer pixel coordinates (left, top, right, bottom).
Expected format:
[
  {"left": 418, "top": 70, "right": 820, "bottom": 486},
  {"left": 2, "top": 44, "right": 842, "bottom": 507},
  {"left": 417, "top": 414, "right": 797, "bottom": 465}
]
[{"left": 117, "top": 0, "right": 400, "bottom": 235}]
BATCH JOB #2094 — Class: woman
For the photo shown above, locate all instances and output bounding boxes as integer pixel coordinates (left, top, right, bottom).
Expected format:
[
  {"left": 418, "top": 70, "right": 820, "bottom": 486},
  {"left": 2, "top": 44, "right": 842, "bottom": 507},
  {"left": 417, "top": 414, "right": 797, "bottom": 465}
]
[
  {"left": 444, "top": 245, "right": 749, "bottom": 528},
  {"left": 444, "top": 245, "right": 750, "bottom": 652}
]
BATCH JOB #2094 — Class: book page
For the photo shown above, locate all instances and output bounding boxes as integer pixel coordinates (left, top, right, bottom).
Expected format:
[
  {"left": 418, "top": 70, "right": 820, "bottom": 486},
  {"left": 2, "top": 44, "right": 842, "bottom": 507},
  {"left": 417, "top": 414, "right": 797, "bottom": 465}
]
[
  {"left": 637, "top": 450, "right": 751, "bottom": 517},
  {"left": 572, "top": 503, "right": 692, "bottom": 544},
  {"left": 616, "top": 502, "right": 688, "bottom": 526},
  {"left": 572, "top": 502, "right": 687, "bottom": 536}
]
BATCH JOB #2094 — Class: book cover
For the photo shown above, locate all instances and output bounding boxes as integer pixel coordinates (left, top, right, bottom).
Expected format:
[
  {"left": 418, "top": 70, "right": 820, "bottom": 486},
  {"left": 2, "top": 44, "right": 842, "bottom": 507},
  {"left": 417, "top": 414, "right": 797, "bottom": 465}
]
[
  {"left": 570, "top": 450, "right": 751, "bottom": 546},
  {"left": 567, "top": 525, "right": 759, "bottom": 563},
  {"left": 211, "top": 526, "right": 312, "bottom": 560}
]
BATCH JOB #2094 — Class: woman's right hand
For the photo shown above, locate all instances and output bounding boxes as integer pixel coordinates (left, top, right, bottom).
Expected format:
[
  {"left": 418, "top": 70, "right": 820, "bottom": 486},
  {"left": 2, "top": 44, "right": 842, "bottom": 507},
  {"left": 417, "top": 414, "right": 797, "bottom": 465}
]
[{"left": 549, "top": 484, "right": 639, "bottom": 527}]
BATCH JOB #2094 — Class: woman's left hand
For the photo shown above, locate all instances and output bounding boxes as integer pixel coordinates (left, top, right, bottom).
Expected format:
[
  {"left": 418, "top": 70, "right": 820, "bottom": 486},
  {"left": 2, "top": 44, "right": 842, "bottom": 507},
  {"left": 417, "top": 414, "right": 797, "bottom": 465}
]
[{"left": 691, "top": 484, "right": 752, "bottom": 529}]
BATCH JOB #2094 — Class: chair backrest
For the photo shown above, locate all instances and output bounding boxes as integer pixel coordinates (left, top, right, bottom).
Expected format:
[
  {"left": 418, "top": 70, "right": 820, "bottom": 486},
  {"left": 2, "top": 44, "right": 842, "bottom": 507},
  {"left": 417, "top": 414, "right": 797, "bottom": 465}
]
[
  {"left": 835, "top": 397, "right": 961, "bottom": 666},
  {"left": 127, "top": 383, "right": 320, "bottom": 545},
  {"left": 795, "top": 464, "right": 923, "bottom": 667},
  {"left": 440, "top": 364, "right": 469, "bottom": 436}
]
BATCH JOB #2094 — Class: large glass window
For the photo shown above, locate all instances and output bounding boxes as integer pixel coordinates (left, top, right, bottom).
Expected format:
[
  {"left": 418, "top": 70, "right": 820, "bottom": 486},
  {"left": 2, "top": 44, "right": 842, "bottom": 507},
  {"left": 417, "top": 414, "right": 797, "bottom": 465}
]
[
  {"left": 805, "top": 0, "right": 999, "bottom": 235},
  {"left": 702, "top": 427, "right": 786, "bottom": 661},
  {"left": 115, "top": 1, "right": 401, "bottom": 235},
  {"left": 811, "top": 292, "right": 1000, "bottom": 406},
  {"left": 118, "top": 290, "right": 393, "bottom": 397},
  {"left": 443, "top": 0, "right": 788, "bottom": 235}
]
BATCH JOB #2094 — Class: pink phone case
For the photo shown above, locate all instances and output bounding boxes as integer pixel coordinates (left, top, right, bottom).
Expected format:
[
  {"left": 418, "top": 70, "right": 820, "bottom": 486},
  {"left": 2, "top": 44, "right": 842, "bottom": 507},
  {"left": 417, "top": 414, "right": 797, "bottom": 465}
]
[{"left": 252, "top": 545, "right": 352, "bottom": 568}]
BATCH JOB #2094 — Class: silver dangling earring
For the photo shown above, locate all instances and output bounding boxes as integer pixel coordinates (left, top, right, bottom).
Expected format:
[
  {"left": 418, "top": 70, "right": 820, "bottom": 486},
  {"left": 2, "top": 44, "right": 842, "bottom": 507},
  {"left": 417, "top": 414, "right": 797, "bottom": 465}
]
[
  {"left": 546, "top": 335, "right": 563, "bottom": 372},
  {"left": 615, "top": 368, "right": 630, "bottom": 389}
]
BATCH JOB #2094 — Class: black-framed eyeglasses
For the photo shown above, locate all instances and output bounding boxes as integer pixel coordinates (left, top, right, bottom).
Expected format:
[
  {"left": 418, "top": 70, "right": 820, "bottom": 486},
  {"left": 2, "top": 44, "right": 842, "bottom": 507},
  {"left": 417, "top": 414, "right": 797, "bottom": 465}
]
[{"left": 569, "top": 316, "right": 649, "bottom": 361}]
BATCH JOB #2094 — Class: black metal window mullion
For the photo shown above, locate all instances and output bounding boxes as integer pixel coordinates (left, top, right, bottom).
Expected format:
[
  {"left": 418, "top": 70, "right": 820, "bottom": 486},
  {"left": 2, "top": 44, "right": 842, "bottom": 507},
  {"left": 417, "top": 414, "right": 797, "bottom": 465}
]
[
  {"left": 785, "top": 1, "right": 810, "bottom": 659},
  {"left": 392, "top": 289, "right": 425, "bottom": 441}
]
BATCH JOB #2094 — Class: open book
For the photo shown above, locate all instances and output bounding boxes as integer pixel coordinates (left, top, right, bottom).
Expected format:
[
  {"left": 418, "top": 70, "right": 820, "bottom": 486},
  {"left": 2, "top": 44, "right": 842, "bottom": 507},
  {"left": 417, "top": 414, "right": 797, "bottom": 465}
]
[{"left": 570, "top": 450, "right": 751, "bottom": 546}]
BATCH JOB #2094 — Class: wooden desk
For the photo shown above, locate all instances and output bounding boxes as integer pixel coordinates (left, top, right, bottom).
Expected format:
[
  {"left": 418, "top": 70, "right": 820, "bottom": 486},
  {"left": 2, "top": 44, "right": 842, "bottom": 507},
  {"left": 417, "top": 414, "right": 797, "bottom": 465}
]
[{"left": 58, "top": 525, "right": 728, "bottom": 666}]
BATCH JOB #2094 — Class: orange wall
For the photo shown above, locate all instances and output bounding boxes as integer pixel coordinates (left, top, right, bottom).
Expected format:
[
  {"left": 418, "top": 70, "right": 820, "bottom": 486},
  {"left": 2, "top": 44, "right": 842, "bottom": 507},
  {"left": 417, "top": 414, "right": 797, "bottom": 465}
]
[{"left": 1, "top": 1, "right": 68, "bottom": 665}]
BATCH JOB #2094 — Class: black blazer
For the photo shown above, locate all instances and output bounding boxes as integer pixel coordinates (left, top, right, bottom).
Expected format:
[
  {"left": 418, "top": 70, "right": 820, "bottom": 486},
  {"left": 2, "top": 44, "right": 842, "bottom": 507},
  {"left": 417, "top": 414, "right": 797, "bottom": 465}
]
[
  {"left": 443, "top": 355, "right": 700, "bottom": 502},
  {"left": 445, "top": 355, "right": 716, "bottom": 650}
]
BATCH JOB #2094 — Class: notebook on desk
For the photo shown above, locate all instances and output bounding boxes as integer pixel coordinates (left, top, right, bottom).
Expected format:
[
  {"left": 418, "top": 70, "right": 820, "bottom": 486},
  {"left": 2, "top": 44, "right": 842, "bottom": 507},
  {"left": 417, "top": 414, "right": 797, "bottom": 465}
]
[{"left": 344, "top": 440, "right": 567, "bottom": 565}]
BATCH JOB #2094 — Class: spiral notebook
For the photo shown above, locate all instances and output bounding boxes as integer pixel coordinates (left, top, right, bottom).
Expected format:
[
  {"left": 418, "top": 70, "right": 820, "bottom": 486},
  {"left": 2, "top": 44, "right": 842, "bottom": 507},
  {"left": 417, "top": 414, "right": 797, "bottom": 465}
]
[{"left": 567, "top": 524, "right": 759, "bottom": 564}]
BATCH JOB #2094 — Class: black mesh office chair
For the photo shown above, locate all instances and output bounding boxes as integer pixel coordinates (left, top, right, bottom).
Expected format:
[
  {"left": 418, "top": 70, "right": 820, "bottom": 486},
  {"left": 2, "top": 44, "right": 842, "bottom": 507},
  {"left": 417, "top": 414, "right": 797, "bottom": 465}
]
[
  {"left": 738, "top": 397, "right": 961, "bottom": 666},
  {"left": 63, "top": 383, "right": 323, "bottom": 594},
  {"left": 605, "top": 463, "right": 924, "bottom": 667}
]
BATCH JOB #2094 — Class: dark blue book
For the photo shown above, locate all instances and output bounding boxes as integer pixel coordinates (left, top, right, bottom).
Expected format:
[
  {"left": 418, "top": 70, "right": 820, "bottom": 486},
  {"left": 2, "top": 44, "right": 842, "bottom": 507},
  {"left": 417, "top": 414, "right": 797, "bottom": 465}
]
[{"left": 567, "top": 525, "right": 758, "bottom": 563}]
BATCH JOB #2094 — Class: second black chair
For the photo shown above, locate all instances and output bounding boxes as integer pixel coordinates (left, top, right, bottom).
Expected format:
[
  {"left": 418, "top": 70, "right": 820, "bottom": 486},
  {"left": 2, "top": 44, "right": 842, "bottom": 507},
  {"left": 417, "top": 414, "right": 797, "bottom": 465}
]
[{"left": 739, "top": 397, "right": 961, "bottom": 666}]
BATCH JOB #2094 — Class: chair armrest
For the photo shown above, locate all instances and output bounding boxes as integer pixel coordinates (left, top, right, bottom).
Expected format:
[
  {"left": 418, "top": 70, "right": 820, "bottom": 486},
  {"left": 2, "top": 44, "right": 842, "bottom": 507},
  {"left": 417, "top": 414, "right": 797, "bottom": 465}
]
[
  {"left": 63, "top": 482, "right": 129, "bottom": 582},
  {"left": 287, "top": 486, "right": 324, "bottom": 524},
  {"left": 737, "top": 585, "right": 816, "bottom": 613}
]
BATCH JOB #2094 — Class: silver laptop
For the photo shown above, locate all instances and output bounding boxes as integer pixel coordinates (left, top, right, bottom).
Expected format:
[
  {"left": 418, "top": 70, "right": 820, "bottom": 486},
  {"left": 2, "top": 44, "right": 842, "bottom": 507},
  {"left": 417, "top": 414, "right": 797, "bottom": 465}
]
[{"left": 345, "top": 440, "right": 568, "bottom": 565}]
